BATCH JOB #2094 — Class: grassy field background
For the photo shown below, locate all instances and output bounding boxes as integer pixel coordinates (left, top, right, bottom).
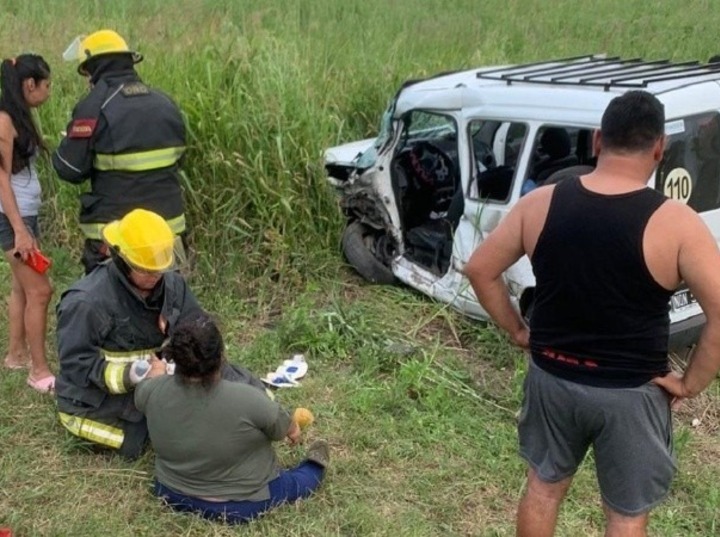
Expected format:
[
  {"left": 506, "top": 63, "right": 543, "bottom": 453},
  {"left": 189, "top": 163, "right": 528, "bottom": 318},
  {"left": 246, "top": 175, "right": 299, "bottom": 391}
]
[{"left": 1, "top": 0, "right": 719, "bottom": 535}]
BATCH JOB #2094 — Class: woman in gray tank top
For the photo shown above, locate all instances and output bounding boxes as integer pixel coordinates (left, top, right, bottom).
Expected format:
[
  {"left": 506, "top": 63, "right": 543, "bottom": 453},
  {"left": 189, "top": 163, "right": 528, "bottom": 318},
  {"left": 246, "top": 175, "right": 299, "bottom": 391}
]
[{"left": 0, "top": 54, "right": 55, "bottom": 393}]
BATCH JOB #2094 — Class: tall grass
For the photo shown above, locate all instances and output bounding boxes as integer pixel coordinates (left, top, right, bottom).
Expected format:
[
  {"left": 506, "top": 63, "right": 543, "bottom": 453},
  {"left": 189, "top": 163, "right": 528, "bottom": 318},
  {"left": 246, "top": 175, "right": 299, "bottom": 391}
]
[{"left": 3, "top": 0, "right": 720, "bottom": 290}]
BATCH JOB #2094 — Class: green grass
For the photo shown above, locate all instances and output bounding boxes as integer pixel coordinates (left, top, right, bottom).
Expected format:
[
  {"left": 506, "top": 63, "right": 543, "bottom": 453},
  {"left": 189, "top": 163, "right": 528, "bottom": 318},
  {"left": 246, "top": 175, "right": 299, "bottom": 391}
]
[
  {"left": 1, "top": 0, "right": 720, "bottom": 535},
  {"left": 2, "top": 270, "right": 718, "bottom": 536}
]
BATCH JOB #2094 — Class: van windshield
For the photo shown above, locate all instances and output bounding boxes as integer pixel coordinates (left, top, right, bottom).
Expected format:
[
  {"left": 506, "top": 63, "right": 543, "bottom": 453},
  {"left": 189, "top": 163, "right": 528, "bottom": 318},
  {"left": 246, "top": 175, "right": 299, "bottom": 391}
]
[{"left": 356, "top": 107, "right": 394, "bottom": 168}]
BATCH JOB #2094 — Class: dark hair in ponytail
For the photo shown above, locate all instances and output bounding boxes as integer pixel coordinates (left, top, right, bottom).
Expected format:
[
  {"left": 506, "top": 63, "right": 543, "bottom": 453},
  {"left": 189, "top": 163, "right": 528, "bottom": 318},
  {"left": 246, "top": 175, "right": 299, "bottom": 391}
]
[
  {"left": 0, "top": 54, "right": 50, "bottom": 173},
  {"left": 163, "top": 311, "right": 224, "bottom": 389}
]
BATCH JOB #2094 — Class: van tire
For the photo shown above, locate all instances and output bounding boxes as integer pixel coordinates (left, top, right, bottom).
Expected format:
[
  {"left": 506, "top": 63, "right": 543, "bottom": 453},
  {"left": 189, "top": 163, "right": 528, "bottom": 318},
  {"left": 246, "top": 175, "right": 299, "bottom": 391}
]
[{"left": 342, "top": 222, "right": 396, "bottom": 284}]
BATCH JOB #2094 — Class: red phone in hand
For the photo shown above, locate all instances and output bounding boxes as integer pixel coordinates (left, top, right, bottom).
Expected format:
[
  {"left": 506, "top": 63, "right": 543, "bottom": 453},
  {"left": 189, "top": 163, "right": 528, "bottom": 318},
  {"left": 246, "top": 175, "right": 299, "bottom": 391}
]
[{"left": 14, "top": 250, "right": 52, "bottom": 274}]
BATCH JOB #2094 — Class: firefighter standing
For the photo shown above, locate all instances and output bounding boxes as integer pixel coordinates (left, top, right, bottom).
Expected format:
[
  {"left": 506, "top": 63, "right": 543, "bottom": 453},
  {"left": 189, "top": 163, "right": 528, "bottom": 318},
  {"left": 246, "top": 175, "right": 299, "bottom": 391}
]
[{"left": 53, "top": 30, "right": 188, "bottom": 274}]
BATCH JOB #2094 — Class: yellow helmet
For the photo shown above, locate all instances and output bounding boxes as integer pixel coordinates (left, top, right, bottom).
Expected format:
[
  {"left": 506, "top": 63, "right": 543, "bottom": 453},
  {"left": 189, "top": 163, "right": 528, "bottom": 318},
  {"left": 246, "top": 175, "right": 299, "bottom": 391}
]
[
  {"left": 102, "top": 209, "right": 175, "bottom": 272},
  {"left": 63, "top": 30, "right": 143, "bottom": 74}
]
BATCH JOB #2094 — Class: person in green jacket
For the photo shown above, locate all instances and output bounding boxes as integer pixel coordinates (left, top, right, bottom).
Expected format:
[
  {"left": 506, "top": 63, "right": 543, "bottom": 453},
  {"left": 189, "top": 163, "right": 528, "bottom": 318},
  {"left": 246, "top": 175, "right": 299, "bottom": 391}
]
[{"left": 136, "top": 311, "right": 330, "bottom": 524}]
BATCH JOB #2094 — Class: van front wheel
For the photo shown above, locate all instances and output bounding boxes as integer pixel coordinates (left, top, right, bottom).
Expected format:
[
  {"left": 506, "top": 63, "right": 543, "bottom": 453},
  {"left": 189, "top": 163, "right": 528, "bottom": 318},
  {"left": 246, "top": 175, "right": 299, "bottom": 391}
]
[{"left": 341, "top": 221, "right": 396, "bottom": 284}]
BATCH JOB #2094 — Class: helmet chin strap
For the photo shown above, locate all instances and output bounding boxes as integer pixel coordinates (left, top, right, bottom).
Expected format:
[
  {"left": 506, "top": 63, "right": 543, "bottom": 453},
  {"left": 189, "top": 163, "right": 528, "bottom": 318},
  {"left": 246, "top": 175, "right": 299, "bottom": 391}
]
[
  {"left": 112, "top": 255, "right": 165, "bottom": 298},
  {"left": 110, "top": 249, "right": 133, "bottom": 278}
]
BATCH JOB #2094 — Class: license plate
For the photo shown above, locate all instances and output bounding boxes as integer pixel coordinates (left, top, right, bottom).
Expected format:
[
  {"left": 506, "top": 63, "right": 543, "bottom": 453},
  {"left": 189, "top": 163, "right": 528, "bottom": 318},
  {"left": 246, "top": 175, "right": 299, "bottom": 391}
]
[{"left": 671, "top": 288, "right": 697, "bottom": 311}]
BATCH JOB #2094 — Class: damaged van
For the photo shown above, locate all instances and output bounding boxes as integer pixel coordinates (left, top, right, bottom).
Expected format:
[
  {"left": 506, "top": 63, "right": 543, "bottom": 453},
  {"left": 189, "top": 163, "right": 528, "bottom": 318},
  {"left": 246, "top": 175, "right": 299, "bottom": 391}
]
[{"left": 325, "top": 54, "right": 720, "bottom": 351}]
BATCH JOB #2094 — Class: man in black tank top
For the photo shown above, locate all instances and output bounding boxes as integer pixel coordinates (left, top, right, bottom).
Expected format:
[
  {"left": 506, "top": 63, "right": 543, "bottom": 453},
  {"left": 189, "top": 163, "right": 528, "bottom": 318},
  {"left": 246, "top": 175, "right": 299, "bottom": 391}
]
[{"left": 464, "top": 91, "right": 720, "bottom": 537}]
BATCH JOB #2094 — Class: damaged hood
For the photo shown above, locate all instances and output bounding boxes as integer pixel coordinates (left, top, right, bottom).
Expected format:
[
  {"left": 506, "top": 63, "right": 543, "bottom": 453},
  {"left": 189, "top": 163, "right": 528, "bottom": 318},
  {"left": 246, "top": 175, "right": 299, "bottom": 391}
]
[{"left": 324, "top": 137, "right": 377, "bottom": 166}]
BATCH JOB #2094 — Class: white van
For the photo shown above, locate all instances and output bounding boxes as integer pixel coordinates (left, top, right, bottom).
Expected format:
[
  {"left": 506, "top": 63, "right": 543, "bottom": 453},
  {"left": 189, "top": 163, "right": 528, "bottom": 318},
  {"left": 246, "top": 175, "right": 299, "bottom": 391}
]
[{"left": 325, "top": 55, "right": 720, "bottom": 351}]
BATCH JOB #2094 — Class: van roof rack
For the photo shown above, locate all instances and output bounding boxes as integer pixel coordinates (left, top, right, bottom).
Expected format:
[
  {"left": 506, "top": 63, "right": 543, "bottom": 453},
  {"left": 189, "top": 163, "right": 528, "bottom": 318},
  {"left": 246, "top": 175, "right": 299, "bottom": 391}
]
[{"left": 476, "top": 54, "right": 720, "bottom": 91}]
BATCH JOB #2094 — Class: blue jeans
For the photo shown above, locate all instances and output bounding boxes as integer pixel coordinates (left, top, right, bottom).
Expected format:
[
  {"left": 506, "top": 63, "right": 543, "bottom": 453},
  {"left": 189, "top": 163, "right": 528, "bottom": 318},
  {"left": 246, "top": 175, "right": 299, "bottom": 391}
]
[{"left": 154, "top": 461, "right": 325, "bottom": 524}]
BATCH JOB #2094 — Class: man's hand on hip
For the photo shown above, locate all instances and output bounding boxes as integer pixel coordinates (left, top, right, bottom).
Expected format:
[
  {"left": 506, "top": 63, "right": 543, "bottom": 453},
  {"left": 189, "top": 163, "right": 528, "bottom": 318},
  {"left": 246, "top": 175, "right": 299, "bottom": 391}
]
[{"left": 652, "top": 371, "right": 688, "bottom": 410}]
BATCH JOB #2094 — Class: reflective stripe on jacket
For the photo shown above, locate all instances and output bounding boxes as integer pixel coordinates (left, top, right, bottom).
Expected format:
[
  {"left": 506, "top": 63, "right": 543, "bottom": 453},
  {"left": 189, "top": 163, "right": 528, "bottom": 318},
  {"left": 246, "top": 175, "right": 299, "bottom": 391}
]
[
  {"left": 94, "top": 146, "right": 186, "bottom": 172},
  {"left": 58, "top": 412, "right": 125, "bottom": 449}
]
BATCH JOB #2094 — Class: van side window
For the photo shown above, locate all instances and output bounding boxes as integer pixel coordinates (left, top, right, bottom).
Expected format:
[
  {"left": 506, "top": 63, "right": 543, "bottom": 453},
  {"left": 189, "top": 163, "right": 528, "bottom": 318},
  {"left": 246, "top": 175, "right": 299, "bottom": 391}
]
[
  {"left": 656, "top": 112, "right": 720, "bottom": 212},
  {"left": 520, "top": 126, "right": 595, "bottom": 195},
  {"left": 468, "top": 120, "right": 528, "bottom": 202}
]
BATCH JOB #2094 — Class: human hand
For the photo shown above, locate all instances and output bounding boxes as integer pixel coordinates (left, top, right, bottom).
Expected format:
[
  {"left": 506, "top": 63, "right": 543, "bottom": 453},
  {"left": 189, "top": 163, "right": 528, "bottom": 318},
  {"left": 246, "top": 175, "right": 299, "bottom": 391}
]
[
  {"left": 157, "top": 315, "right": 168, "bottom": 334},
  {"left": 13, "top": 229, "right": 37, "bottom": 261},
  {"left": 512, "top": 326, "right": 530, "bottom": 350},
  {"left": 652, "top": 371, "right": 688, "bottom": 410},
  {"left": 146, "top": 356, "right": 168, "bottom": 379},
  {"left": 129, "top": 359, "right": 150, "bottom": 384},
  {"left": 286, "top": 420, "right": 301, "bottom": 446}
]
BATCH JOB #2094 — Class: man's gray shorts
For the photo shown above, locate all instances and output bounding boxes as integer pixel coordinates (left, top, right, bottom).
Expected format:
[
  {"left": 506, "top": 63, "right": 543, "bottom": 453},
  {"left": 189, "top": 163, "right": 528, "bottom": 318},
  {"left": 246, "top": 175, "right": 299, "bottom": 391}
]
[{"left": 518, "top": 360, "right": 676, "bottom": 516}]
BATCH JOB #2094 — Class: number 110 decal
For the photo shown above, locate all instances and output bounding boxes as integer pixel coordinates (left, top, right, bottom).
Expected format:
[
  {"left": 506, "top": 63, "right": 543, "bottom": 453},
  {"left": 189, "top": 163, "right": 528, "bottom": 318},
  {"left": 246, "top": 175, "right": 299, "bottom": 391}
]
[{"left": 663, "top": 167, "right": 692, "bottom": 203}]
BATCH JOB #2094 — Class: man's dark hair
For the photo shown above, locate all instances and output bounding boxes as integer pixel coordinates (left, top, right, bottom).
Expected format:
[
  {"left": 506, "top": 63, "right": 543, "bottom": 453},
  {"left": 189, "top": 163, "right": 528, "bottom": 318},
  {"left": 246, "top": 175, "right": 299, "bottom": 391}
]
[{"left": 600, "top": 90, "right": 665, "bottom": 152}]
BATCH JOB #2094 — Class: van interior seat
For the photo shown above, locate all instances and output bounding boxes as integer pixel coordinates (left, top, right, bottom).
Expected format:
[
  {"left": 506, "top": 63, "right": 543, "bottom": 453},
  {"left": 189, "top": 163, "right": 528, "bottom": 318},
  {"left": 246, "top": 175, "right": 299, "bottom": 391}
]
[
  {"left": 542, "top": 164, "right": 596, "bottom": 186},
  {"left": 477, "top": 165, "right": 515, "bottom": 200},
  {"left": 533, "top": 127, "right": 579, "bottom": 184}
]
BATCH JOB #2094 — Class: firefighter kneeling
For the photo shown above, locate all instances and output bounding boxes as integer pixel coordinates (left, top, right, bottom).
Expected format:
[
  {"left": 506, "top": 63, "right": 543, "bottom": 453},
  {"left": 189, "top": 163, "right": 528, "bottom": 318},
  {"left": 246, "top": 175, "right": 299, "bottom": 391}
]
[
  {"left": 56, "top": 210, "right": 269, "bottom": 458},
  {"left": 54, "top": 209, "right": 189, "bottom": 458}
]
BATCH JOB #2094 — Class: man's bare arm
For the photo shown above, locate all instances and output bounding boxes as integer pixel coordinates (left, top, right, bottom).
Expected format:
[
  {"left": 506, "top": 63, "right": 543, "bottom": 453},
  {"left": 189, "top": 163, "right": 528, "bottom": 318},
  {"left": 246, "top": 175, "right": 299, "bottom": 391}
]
[
  {"left": 463, "top": 201, "right": 529, "bottom": 348},
  {"left": 654, "top": 208, "right": 720, "bottom": 398}
]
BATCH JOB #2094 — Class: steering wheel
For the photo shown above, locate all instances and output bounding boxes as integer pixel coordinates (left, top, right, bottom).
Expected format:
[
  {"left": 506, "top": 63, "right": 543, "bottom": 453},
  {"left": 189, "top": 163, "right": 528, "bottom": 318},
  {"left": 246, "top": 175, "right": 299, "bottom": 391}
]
[{"left": 405, "top": 140, "right": 457, "bottom": 191}]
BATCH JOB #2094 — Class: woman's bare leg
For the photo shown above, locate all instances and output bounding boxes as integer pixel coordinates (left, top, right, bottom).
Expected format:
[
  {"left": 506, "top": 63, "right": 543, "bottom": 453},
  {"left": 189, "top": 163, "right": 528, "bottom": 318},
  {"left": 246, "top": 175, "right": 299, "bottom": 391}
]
[
  {"left": 5, "top": 252, "right": 53, "bottom": 380},
  {"left": 4, "top": 268, "right": 29, "bottom": 367}
]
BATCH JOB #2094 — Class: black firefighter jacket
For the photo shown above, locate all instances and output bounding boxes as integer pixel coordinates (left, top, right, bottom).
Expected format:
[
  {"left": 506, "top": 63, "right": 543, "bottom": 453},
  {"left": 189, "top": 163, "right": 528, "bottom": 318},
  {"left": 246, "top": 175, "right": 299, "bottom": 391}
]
[
  {"left": 55, "top": 261, "right": 201, "bottom": 421},
  {"left": 53, "top": 69, "right": 187, "bottom": 240}
]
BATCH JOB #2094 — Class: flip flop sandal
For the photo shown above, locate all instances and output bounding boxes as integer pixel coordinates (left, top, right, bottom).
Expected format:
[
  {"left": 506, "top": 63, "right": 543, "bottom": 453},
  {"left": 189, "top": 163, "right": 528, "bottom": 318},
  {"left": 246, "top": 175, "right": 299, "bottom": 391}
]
[
  {"left": 280, "top": 354, "right": 308, "bottom": 381},
  {"left": 261, "top": 372, "right": 300, "bottom": 388},
  {"left": 27, "top": 375, "right": 56, "bottom": 394}
]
